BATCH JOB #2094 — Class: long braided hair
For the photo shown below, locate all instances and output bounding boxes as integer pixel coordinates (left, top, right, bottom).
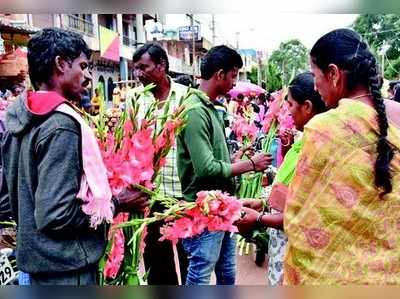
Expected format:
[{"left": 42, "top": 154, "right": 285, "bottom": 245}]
[{"left": 310, "top": 28, "right": 394, "bottom": 195}]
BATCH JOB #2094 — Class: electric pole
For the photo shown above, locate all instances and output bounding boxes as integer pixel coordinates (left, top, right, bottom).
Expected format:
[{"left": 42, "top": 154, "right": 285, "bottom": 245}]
[
  {"left": 189, "top": 14, "right": 196, "bottom": 77},
  {"left": 257, "top": 53, "right": 262, "bottom": 86},
  {"left": 235, "top": 32, "right": 240, "bottom": 50},
  {"left": 265, "top": 51, "right": 268, "bottom": 91},
  {"left": 211, "top": 14, "right": 216, "bottom": 45}
]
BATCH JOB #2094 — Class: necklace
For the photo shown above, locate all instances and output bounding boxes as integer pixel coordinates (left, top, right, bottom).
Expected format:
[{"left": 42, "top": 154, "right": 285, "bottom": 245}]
[{"left": 350, "top": 93, "right": 372, "bottom": 100}]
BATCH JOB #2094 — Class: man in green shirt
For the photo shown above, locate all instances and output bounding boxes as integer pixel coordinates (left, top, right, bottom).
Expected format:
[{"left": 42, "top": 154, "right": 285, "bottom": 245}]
[{"left": 177, "top": 45, "right": 272, "bottom": 285}]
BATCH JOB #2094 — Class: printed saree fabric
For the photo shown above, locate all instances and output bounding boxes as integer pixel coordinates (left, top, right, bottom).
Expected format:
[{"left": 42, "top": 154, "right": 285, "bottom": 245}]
[{"left": 283, "top": 99, "right": 400, "bottom": 285}]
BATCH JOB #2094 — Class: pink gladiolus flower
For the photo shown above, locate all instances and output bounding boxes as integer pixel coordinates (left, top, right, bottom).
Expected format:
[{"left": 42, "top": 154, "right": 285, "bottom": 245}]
[
  {"left": 160, "top": 190, "right": 242, "bottom": 244},
  {"left": 123, "top": 120, "right": 134, "bottom": 137},
  {"left": 139, "top": 225, "right": 148, "bottom": 254},
  {"left": 232, "top": 116, "right": 257, "bottom": 143},
  {"left": 158, "top": 157, "right": 167, "bottom": 168},
  {"left": 262, "top": 91, "right": 295, "bottom": 135},
  {"left": 104, "top": 213, "right": 129, "bottom": 279},
  {"left": 154, "top": 133, "right": 168, "bottom": 152},
  {"left": 92, "top": 94, "right": 188, "bottom": 284}
]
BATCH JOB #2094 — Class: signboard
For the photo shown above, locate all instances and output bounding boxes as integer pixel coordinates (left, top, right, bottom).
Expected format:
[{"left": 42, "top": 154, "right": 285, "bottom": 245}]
[
  {"left": 178, "top": 26, "right": 200, "bottom": 41},
  {"left": 0, "top": 36, "right": 5, "bottom": 55},
  {"left": 0, "top": 255, "right": 15, "bottom": 285},
  {"left": 144, "top": 20, "right": 164, "bottom": 40},
  {"left": 239, "top": 49, "right": 257, "bottom": 58},
  {"left": 99, "top": 26, "right": 120, "bottom": 62}
]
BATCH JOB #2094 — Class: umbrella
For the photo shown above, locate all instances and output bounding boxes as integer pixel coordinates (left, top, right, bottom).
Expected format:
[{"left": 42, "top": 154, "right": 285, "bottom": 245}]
[{"left": 228, "top": 81, "right": 265, "bottom": 98}]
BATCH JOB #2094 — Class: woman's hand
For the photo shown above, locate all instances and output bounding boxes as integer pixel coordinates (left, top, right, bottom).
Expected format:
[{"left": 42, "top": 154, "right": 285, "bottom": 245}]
[{"left": 279, "top": 129, "right": 294, "bottom": 148}]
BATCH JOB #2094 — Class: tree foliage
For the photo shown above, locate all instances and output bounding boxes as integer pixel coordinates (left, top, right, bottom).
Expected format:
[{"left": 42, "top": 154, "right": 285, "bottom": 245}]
[
  {"left": 265, "top": 62, "right": 282, "bottom": 92},
  {"left": 247, "top": 66, "right": 259, "bottom": 85},
  {"left": 352, "top": 14, "right": 400, "bottom": 79},
  {"left": 246, "top": 62, "right": 282, "bottom": 92},
  {"left": 268, "top": 39, "right": 308, "bottom": 86}
]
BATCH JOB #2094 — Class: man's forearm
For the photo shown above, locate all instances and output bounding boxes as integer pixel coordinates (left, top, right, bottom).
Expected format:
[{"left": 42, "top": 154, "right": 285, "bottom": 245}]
[{"left": 231, "top": 159, "right": 253, "bottom": 177}]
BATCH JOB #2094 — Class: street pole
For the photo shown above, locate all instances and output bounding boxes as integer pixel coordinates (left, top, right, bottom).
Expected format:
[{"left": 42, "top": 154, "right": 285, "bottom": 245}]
[
  {"left": 235, "top": 32, "right": 240, "bottom": 50},
  {"left": 211, "top": 14, "right": 216, "bottom": 45},
  {"left": 257, "top": 55, "right": 262, "bottom": 86},
  {"left": 190, "top": 14, "right": 196, "bottom": 77},
  {"left": 265, "top": 51, "right": 268, "bottom": 91}
]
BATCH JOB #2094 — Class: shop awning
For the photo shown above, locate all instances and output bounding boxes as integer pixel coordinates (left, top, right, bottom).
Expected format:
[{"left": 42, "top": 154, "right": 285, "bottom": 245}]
[{"left": 0, "top": 20, "right": 38, "bottom": 35}]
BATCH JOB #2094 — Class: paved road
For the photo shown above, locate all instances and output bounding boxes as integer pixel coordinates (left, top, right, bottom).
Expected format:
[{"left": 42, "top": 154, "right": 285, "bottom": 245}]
[
  {"left": 209, "top": 243, "right": 268, "bottom": 285},
  {"left": 169, "top": 240, "right": 269, "bottom": 285},
  {"left": 236, "top": 248, "right": 268, "bottom": 285}
]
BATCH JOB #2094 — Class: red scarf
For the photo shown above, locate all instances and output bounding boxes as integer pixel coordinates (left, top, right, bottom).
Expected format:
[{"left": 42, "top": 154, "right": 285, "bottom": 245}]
[{"left": 26, "top": 91, "right": 69, "bottom": 115}]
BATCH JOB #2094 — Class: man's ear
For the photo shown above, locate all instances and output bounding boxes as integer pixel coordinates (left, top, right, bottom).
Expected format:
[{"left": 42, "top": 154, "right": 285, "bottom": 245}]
[
  {"left": 158, "top": 59, "right": 167, "bottom": 73},
  {"left": 54, "top": 56, "right": 67, "bottom": 75},
  {"left": 215, "top": 69, "right": 225, "bottom": 80}
]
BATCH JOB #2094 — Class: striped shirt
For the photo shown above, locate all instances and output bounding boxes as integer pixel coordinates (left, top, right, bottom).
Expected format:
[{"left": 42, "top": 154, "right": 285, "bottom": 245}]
[{"left": 136, "top": 79, "right": 189, "bottom": 198}]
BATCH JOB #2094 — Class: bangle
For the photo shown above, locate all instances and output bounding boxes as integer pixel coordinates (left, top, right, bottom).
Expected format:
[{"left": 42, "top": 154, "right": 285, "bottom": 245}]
[
  {"left": 249, "top": 157, "right": 256, "bottom": 171},
  {"left": 256, "top": 213, "right": 265, "bottom": 227},
  {"left": 281, "top": 138, "right": 291, "bottom": 147}
]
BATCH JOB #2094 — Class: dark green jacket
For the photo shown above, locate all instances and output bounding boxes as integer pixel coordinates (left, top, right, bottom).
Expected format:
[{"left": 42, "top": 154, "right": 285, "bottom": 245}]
[{"left": 177, "top": 89, "right": 235, "bottom": 201}]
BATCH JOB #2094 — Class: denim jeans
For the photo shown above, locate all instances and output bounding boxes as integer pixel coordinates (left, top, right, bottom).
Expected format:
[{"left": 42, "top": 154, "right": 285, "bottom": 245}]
[
  {"left": 18, "top": 271, "right": 31, "bottom": 285},
  {"left": 182, "top": 231, "right": 236, "bottom": 285}
]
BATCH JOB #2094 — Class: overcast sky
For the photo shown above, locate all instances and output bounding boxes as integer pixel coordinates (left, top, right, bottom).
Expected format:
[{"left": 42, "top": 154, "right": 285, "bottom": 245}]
[{"left": 165, "top": 14, "right": 358, "bottom": 54}]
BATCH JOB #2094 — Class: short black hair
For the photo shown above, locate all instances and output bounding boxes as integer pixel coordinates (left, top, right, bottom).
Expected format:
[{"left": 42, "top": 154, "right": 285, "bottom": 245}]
[
  {"left": 27, "top": 28, "right": 91, "bottom": 90},
  {"left": 174, "top": 74, "right": 194, "bottom": 87},
  {"left": 200, "top": 45, "right": 243, "bottom": 80},
  {"left": 132, "top": 42, "right": 169, "bottom": 73}
]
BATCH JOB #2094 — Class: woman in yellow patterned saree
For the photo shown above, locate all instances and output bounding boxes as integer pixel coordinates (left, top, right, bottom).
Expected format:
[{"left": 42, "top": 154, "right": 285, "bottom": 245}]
[{"left": 284, "top": 29, "right": 400, "bottom": 285}]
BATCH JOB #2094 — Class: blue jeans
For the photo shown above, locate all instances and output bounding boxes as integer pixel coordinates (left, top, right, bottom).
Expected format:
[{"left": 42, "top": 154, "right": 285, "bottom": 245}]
[
  {"left": 18, "top": 271, "right": 31, "bottom": 285},
  {"left": 182, "top": 231, "right": 236, "bottom": 285}
]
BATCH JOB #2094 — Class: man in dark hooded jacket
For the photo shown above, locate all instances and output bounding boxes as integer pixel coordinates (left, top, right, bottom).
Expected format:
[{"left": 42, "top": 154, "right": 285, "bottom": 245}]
[{"left": 0, "top": 28, "right": 148, "bottom": 285}]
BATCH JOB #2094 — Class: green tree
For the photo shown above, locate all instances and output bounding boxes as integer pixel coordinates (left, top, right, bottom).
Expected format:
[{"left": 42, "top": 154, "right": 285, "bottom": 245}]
[
  {"left": 352, "top": 14, "right": 400, "bottom": 79},
  {"left": 265, "top": 62, "right": 282, "bottom": 92},
  {"left": 246, "top": 62, "right": 282, "bottom": 92},
  {"left": 247, "top": 66, "right": 259, "bottom": 85},
  {"left": 268, "top": 39, "right": 308, "bottom": 86}
]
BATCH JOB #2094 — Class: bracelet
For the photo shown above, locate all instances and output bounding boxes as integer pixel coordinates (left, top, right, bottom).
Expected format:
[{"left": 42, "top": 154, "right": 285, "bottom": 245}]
[
  {"left": 280, "top": 137, "right": 291, "bottom": 147},
  {"left": 249, "top": 157, "right": 256, "bottom": 171},
  {"left": 256, "top": 212, "right": 265, "bottom": 227}
]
